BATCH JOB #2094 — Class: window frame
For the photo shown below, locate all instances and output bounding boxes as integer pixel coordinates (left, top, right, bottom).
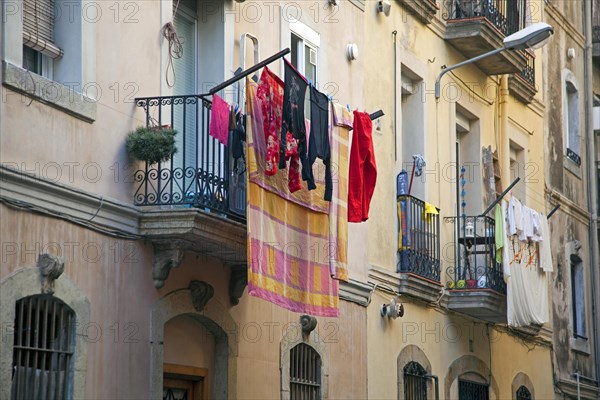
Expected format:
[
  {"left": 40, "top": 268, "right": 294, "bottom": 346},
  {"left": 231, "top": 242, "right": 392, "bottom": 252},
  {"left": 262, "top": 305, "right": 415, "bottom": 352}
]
[
  {"left": 11, "top": 294, "right": 76, "bottom": 399},
  {"left": 289, "top": 343, "right": 322, "bottom": 400},
  {"left": 403, "top": 361, "right": 429, "bottom": 400},
  {"left": 570, "top": 254, "right": 587, "bottom": 340},
  {"left": 458, "top": 379, "right": 490, "bottom": 400},
  {"left": 562, "top": 70, "right": 581, "bottom": 166},
  {"left": 516, "top": 385, "right": 532, "bottom": 400}
]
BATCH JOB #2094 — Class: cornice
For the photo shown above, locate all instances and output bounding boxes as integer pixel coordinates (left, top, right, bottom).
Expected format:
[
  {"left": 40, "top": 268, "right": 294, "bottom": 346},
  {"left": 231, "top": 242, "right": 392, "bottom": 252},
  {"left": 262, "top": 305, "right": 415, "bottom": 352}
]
[{"left": 0, "top": 164, "right": 140, "bottom": 236}]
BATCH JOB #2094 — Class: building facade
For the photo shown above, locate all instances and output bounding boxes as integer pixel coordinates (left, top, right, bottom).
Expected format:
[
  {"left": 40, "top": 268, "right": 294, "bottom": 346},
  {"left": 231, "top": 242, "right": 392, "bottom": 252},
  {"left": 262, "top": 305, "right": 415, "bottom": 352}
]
[{"left": 1, "top": 0, "right": 598, "bottom": 399}]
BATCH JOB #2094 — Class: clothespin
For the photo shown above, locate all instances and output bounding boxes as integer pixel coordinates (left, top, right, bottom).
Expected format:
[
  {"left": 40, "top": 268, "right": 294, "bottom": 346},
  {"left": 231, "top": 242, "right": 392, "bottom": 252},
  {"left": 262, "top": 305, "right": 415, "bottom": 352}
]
[
  {"left": 309, "top": 79, "right": 313, "bottom": 87},
  {"left": 327, "top": 94, "right": 333, "bottom": 102},
  {"left": 346, "top": 104, "right": 351, "bottom": 112}
]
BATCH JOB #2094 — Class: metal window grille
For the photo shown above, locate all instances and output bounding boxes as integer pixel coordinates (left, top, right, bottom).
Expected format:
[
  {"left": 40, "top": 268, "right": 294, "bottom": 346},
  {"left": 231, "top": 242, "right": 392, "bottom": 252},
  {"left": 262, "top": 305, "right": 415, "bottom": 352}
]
[
  {"left": 403, "top": 361, "right": 428, "bottom": 400},
  {"left": 458, "top": 379, "right": 489, "bottom": 400},
  {"left": 290, "top": 343, "right": 321, "bottom": 400},
  {"left": 11, "top": 294, "right": 75, "bottom": 399},
  {"left": 516, "top": 385, "right": 532, "bottom": 400}
]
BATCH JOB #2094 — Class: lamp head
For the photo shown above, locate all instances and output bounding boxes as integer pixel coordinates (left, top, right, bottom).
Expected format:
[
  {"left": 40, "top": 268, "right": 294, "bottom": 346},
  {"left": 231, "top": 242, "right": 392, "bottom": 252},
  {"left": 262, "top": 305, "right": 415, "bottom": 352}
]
[{"left": 503, "top": 22, "right": 554, "bottom": 50}]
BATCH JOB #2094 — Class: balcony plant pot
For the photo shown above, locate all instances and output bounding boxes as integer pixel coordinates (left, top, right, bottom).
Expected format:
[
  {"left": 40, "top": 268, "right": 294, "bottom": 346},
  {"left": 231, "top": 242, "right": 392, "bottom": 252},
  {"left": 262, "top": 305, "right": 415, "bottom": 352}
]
[{"left": 126, "top": 126, "right": 178, "bottom": 165}]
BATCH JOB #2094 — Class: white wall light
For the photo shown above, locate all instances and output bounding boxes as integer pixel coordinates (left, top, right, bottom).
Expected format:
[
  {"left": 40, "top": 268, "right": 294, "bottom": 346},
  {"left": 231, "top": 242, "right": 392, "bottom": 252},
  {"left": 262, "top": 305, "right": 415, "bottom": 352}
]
[{"left": 346, "top": 43, "right": 359, "bottom": 61}]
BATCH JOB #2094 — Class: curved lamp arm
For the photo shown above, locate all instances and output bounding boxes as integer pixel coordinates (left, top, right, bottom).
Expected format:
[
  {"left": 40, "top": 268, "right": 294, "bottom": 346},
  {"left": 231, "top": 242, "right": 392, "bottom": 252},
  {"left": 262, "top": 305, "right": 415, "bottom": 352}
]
[{"left": 434, "top": 47, "right": 506, "bottom": 100}]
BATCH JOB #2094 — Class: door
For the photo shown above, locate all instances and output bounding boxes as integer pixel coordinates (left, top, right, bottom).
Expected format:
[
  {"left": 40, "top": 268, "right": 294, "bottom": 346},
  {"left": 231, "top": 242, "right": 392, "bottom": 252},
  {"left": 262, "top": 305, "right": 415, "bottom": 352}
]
[{"left": 173, "top": 5, "right": 198, "bottom": 191}]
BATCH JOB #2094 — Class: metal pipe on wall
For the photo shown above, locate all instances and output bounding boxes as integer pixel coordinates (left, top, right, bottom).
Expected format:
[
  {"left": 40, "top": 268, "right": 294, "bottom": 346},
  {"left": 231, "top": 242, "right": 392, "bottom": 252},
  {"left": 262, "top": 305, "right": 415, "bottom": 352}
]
[{"left": 582, "top": 0, "right": 600, "bottom": 385}]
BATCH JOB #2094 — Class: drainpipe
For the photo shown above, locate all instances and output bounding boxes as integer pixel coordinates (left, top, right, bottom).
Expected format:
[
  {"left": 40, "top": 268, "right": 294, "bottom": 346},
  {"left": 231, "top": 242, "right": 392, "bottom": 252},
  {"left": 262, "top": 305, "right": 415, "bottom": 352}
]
[
  {"left": 425, "top": 374, "right": 439, "bottom": 400},
  {"left": 499, "top": 75, "right": 511, "bottom": 189},
  {"left": 583, "top": 0, "right": 600, "bottom": 385}
]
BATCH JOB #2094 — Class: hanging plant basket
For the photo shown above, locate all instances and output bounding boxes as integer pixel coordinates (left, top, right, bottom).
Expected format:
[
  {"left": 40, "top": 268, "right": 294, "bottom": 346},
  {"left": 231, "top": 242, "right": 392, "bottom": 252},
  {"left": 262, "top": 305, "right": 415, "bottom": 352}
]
[{"left": 126, "top": 126, "right": 178, "bottom": 165}]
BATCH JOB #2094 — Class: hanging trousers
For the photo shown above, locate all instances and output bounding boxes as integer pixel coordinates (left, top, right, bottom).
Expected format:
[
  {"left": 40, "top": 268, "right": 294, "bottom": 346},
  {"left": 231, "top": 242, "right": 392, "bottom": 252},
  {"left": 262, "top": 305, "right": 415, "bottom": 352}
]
[{"left": 348, "top": 110, "right": 377, "bottom": 222}]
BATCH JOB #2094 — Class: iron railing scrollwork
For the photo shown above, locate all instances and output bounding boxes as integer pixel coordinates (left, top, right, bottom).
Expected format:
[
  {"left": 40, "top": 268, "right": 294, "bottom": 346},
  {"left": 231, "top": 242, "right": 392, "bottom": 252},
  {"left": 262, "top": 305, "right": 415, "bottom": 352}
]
[
  {"left": 397, "top": 195, "right": 441, "bottom": 282},
  {"left": 442, "top": 0, "right": 526, "bottom": 37},
  {"left": 445, "top": 215, "right": 506, "bottom": 294},
  {"left": 133, "top": 94, "right": 245, "bottom": 222},
  {"left": 516, "top": 50, "right": 535, "bottom": 88}
]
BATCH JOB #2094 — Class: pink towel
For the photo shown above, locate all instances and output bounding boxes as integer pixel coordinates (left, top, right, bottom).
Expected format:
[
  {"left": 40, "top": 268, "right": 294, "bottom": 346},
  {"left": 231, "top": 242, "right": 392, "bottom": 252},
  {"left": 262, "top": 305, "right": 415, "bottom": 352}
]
[{"left": 210, "top": 94, "right": 230, "bottom": 145}]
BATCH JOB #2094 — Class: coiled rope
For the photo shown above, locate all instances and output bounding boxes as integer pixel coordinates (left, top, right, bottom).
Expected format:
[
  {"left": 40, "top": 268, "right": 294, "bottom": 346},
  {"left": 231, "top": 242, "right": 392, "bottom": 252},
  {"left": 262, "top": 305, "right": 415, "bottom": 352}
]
[{"left": 162, "top": 0, "right": 183, "bottom": 87}]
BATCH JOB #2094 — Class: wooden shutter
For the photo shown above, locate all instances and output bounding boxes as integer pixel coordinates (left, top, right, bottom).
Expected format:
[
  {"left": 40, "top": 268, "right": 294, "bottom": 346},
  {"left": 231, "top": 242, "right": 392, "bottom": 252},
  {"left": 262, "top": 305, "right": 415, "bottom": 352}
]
[{"left": 22, "top": 0, "right": 63, "bottom": 59}]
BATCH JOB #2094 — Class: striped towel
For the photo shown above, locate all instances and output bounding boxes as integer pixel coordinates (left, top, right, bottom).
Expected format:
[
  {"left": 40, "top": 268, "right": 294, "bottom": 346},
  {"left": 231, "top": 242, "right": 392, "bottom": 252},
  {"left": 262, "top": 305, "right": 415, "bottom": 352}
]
[
  {"left": 329, "top": 103, "right": 351, "bottom": 281},
  {"left": 246, "top": 79, "right": 340, "bottom": 317}
]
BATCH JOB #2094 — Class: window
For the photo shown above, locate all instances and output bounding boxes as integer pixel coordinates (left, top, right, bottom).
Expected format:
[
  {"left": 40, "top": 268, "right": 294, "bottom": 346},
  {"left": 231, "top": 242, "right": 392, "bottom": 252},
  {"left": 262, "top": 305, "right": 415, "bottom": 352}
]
[
  {"left": 403, "top": 362, "right": 428, "bottom": 400},
  {"left": 289, "top": 20, "right": 319, "bottom": 118},
  {"left": 571, "top": 254, "right": 587, "bottom": 339},
  {"left": 564, "top": 80, "right": 581, "bottom": 165},
  {"left": 516, "top": 385, "right": 532, "bottom": 400},
  {"left": 11, "top": 294, "right": 75, "bottom": 399},
  {"left": 458, "top": 379, "right": 489, "bottom": 400},
  {"left": 290, "top": 343, "right": 321, "bottom": 400},
  {"left": 22, "top": 0, "right": 63, "bottom": 78}
]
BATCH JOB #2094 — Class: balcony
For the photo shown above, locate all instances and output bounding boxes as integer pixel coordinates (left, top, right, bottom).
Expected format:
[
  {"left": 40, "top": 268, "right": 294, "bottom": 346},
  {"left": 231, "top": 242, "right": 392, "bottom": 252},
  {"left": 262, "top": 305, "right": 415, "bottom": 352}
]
[
  {"left": 395, "top": 195, "right": 443, "bottom": 303},
  {"left": 508, "top": 50, "right": 537, "bottom": 104},
  {"left": 134, "top": 95, "right": 247, "bottom": 290},
  {"left": 445, "top": 215, "right": 507, "bottom": 323},
  {"left": 442, "top": 0, "right": 527, "bottom": 75},
  {"left": 398, "top": 0, "right": 439, "bottom": 24}
]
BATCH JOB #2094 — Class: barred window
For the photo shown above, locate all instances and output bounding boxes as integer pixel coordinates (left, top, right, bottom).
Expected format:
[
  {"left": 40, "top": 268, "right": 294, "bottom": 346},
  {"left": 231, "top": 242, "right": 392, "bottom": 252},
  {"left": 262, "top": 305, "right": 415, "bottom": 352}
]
[
  {"left": 403, "top": 361, "right": 428, "bottom": 400},
  {"left": 458, "top": 379, "right": 489, "bottom": 400},
  {"left": 11, "top": 294, "right": 75, "bottom": 399},
  {"left": 290, "top": 343, "right": 321, "bottom": 400},
  {"left": 516, "top": 385, "right": 532, "bottom": 400}
]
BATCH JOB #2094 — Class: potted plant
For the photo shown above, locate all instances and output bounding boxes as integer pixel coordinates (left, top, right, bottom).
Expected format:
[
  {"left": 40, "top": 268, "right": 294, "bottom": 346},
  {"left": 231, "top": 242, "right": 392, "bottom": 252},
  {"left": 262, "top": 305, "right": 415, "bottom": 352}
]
[{"left": 126, "top": 126, "right": 178, "bottom": 165}]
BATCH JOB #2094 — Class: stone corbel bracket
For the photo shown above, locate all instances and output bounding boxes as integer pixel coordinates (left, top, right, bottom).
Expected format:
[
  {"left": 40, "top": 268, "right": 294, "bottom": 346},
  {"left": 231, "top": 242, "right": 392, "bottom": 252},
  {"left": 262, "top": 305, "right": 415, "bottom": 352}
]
[
  {"left": 152, "top": 241, "right": 184, "bottom": 288},
  {"left": 229, "top": 264, "right": 248, "bottom": 306},
  {"left": 300, "top": 315, "right": 317, "bottom": 338},
  {"left": 37, "top": 253, "right": 65, "bottom": 295},
  {"left": 189, "top": 280, "right": 214, "bottom": 312}
]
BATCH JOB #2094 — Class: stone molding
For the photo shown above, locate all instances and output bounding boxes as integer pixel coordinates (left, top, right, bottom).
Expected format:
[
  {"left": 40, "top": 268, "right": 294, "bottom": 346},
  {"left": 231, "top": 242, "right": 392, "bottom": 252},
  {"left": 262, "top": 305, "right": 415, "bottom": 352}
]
[
  {"left": 397, "top": 345, "right": 434, "bottom": 400},
  {"left": 339, "top": 278, "right": 373, "bottom": 307},
  {"left": 150, "top": 289, "right": 238, "bottom": 399},
  {"left": 280, "top": 320, "right": 329, "bottom": 400},
  {"left": 152, "top": 241, "right": 185, "bottom": 289},
  {"left": 368, "top": 265, "right": 442, "bottom": 304},
  {"left": 0, "top": 267, "right": 90, "bottom": 399},
  {"left": 511, "top": 372, "right": 535, "bottom": 400},
  {"left": 444, "top": 355, "right": 499, "bottom": 399},
  {"left": 0, "top": 164, "right": 140, "bottom": 236},
  {"left": 2, "top": 61, "right": 97, "bottom": 122}
]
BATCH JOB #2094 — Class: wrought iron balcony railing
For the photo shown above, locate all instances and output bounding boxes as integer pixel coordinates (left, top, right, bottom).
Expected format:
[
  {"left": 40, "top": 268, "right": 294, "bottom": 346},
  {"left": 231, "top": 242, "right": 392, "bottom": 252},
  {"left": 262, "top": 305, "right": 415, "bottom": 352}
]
[
  {"left": 516, "top": 50, "right": 535, "bottom": 88},
  {"left": 133, "top": 95, "right": 246, "bottom": 221},
  {"left": 445, "top": 215, "right": 506, "bottom": 293},
  {"left": 397, "top": 195, "right": 441, "bottom": 282},
  {"left": 443, "top": 0, "right": 525, "bottom": 36}
]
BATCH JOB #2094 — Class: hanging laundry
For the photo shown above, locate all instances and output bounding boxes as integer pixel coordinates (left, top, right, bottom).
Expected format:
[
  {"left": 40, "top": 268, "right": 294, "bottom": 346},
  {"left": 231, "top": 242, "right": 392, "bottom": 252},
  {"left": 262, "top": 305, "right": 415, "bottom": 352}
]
[
  {"left": 495, "top": 203, "right": 504, "bottom": 263},
  {"left": 539, "top": 214, "right": 554, "bottom": 272},
  {"left": 503, "top": 197, "right": 552, "bottom": 327},
  {"left": 328, "top": 103, "right": 351, "bottom": 281},
  {"left": 280, "top": 59, "right": 308, "bottom": 170},
  {"left": 246, "top": 78, "right": 339, "bottom": 317},
  {"left": 505, "top": 235, "right": 550, "bottom": 327},
  {"left": 423, "top": 202, "right": 439, "bottom": 222},
  {"left": 209, "top": 94, "right": 230, "bottom": 145},
  {"left": 248, "top": 78, "right": 330, "bottom": 212},
  {"left": 256, "top": 66, "right": 283, "bottom": 176},
  {"left": 507, "top": 195, "right": 523, "bottom": 236},
  {"left": 348, "top": 110, "right": 377, "bottom": 222},
  {"left": 303, "top": 85, "right": 332, "bottom": 201}
]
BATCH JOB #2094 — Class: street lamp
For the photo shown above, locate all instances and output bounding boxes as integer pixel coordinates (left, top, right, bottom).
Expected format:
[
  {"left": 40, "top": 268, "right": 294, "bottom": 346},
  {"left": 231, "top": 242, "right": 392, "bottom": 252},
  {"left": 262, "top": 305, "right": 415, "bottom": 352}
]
[{"left": 435, "top": 22, "right": 554, "bottom": 99}]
